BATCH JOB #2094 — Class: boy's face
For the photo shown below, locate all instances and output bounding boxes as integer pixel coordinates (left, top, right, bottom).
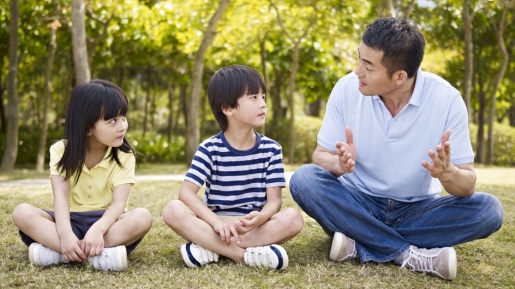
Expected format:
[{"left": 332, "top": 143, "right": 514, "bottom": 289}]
[{"left": 225, "top": 90, "right": 267, "bottom": 129}]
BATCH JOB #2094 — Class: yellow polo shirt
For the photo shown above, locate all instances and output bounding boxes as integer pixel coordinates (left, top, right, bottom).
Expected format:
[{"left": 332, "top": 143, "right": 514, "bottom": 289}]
[{"left": 49, "top": 140, "right": 136, "bottom": 212}]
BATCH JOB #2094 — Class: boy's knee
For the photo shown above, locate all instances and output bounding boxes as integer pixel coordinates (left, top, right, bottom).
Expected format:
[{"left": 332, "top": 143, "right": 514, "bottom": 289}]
[
  {"left": 162, "top": 200, "right": 188, "bottom": 227},
  {"left": 281, "top": 208, "right": 304, "bottom": 235}
]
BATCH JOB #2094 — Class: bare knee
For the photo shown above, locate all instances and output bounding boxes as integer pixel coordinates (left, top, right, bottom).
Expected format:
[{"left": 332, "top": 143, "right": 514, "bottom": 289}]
[
  {"left": 162, "top": 200, "right": 190, "bottom": 229},
  {"left": 12, "top": 203, "right": 37, "bottom": 228},
  {"left": 129, "top": 208, "right": 153, "bottom": 234},
  {"left": 278, "top": 208, "right": 304, "bottom": 236}
]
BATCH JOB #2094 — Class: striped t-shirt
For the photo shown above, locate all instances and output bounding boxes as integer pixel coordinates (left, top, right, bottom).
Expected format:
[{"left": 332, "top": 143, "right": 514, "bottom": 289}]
[{"left": 184, "top": 131, "right": 286, "bottom": 216}]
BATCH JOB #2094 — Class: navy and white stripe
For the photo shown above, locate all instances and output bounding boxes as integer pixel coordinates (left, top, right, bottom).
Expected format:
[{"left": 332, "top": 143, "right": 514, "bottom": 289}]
[{"left": 185, "top": 132, "right": 286, "bottom": 216}]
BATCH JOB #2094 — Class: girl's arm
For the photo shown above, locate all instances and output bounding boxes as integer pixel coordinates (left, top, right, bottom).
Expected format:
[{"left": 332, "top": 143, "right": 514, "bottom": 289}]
[
  {"left": 51, "top": 175, "right": 88, "bottom": 262},
  {"left": 179, "top": 180, "right": 242, "bottom": 244},
  {"left": 238, "top": 186, "right": 282, "bottom": 234},
  {"left": 81, "top": 183, "right": 130, "bottom": 256}
]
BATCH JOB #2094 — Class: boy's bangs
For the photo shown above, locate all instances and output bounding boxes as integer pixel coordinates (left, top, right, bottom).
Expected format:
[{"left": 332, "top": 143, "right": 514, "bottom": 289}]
[{"left": 244, "top": 74, "right": 266, "bottom": 96}]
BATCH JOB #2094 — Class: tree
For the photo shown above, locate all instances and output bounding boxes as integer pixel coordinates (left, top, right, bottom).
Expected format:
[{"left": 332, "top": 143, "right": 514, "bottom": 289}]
[
  {"left": 1, "top": 0, "right": 19, "bottom": 172},
  {"left": 270, "top": 0, "right": 318, "bottom": 164},
  {"left": 71, "top": 0, "right": 90, "bottom": 84},
  {"left": 36, "top": 0, "right": 59, "bottom": 172},
  {"left": 186, "top": 0, "right": 230, "bottom": 164}
]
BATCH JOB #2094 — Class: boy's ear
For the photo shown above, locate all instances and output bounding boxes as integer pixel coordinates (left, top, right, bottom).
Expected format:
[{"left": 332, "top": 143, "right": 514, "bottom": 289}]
[{"left": 222, "top": 105, "right": 233, "bottom": 116}]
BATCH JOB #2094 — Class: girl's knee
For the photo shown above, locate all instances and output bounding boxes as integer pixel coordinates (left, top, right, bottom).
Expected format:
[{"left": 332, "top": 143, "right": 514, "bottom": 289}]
[
  {"left": 12, "top": 203, "right": 35, "bottom": 225},
  {"left": 132, "top": 208, "right": 153, "bottom": 230}
]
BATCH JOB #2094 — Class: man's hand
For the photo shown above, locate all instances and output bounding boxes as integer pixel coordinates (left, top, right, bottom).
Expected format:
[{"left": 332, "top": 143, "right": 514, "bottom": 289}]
[
  {"left": 334, "top": 126, "right": 357, "bottom": 174},
  {"left": 422, "top": 129, "right": 458, "bottom": 180}
]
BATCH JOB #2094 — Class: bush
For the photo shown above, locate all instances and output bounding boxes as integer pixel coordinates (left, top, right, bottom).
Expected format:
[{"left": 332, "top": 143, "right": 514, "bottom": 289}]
[
  {"left": 469, "top": 122, "right": 515, "bottom": 166},
  {"left": 266, "top": 116, "right": 322, "bottom": 164},
  {"left": 128, "top": 131, "right": 187, "bottom": 164}
]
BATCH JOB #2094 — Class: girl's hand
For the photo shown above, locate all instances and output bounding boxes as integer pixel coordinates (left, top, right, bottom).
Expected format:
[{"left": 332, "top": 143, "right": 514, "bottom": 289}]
[
  {"left": 237, "top": 211, "right": 260, "bottom": 235},
  {"left": 212, "top": 220, "right": 242, "bottom": 245},
  {"left": 60, "top": 233, "right": 87, "bottom": 262},
  {"left": 81, "top": 228, "right": 105, "bottom": 257}
]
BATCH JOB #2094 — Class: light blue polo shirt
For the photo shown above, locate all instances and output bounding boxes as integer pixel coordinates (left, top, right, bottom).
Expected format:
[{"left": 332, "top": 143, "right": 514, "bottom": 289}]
[{"left": 318, "top": 69, "right": 474, "bottom": 202}]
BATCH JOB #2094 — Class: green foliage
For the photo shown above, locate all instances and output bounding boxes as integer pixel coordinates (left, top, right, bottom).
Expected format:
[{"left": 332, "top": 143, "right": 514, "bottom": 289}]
[
  {"left": 128, "top": 131, "right": 187, "bottom": 164},
  {"left": 267, "top": 116, "right": 322, "bottom": 164},
  {"left": 470, "top": 122, "right": 515, "bottom": 166}
]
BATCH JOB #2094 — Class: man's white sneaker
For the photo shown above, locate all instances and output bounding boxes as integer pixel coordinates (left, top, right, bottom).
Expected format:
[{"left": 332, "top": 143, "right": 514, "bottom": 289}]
[
  {"left": 244, "top": 244, "right": 288, "bottom": 270},
  {"left": 180, "top": 243, "right": 219, "bottom": 268},
  {"left": 329, "top": 232, "right": 358, "bottom": 262},
  {"left": 88, "top": 246, "right": 128, "bottom": 271},
  {"left": 400, "top": 245, "right": 457, "bottom": 280},
  {"left": 29, "top": 242, "right": 68, "bottom": 266}
]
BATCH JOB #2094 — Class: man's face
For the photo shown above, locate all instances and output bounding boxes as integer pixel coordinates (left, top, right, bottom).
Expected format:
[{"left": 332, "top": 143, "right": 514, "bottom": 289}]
[{"left": 354, "top": 42, "right": 398, "bottom": 97}]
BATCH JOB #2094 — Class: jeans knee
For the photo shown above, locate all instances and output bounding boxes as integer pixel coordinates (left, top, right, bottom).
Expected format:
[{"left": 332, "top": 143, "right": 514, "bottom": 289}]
[{"left": 483, "top": 194, "right": 504, "bottom": 231}]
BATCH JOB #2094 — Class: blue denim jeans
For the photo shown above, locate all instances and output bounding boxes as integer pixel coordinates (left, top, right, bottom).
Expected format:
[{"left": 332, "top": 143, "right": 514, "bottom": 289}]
[{"left": 289, "top": 164, "right": 504, "bottom": 263}]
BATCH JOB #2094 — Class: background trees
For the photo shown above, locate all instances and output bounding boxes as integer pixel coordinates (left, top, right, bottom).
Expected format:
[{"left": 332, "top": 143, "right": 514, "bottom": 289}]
[{"left": 1, "top": 0, "right": 515, "bottom": 171}]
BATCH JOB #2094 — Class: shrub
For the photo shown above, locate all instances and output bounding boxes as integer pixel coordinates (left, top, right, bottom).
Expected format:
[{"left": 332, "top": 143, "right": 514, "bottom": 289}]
[
  {"left": 470, "top": 122, "right": 515, "bottom": 166},
  {"left": 128, "top": 131, "right": 187, "bottom": 164}
]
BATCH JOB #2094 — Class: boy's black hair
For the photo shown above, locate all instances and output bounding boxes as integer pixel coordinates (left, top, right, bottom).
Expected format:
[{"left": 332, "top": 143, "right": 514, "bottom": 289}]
[
  {"left": 207, "top": 65, "right": 266, "bottom": 131},
  {"left": 57, "top": 79, "right": 138, "bottom": 185},
  {"left": 362, "top": 17, "right": 425, "bottom": 78}
]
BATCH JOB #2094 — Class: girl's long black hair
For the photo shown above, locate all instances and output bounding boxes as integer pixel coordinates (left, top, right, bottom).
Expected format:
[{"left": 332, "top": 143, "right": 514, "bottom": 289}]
[{"left": 56, "top": 79, "right": 138, "bottom": 186}]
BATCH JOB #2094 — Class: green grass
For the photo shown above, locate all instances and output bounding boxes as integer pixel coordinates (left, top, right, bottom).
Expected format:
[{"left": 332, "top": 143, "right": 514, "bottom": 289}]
[{"left": 0, "top": 165, "right": 514, "bottom": 288}]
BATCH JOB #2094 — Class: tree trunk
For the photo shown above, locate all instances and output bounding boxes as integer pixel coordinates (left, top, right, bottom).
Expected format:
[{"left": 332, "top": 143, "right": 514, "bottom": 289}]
[
  {"left": 0, "top": 68, "right": 6, "bottom": 133},
  {"left": 384, "top": 0, "right": 396, "bottom": 17},
  {"left": 486, "top": 10, "right": 510, "bottom": 164},
  {"left": 71, "top": 0, "right": 90, "bottom": 84},
  {"left": 186, "top": 0, "right": 230, "bottom": 164},
  {"left": 476, "top": 91, "right": 486, "bottom": 163},
  {"left": 287, "top": 43, "right": 300, "bottom": 164},
  {"left": 36, "top": 1, "right": 59, "bottom": 172},
  {"left": 167, "top": 81, "right": 174, "bottom": 143},
  {"left": 462, "top": 0, "right": 474, "bottom": 124},
  {"left": 1, "top": 0, "right": 19, "bottom": 173},
  {"left": 259, "top": 33, "right": 269, "bottom": 136}
]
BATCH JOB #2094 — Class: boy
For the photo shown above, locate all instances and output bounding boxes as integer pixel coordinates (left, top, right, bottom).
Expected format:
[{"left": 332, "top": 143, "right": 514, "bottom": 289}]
[{"left": 162, "top": 65, "right": 303, "bottom": 270}]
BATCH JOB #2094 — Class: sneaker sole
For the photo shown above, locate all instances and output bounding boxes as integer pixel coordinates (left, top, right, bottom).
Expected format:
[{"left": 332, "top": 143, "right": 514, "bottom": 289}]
[
  {"left": 115, "top": 246, "right": 128, "bottom": 271},
  {"left": 180, "top": 243, "right": 200, "bottom": 268},
  {"left": 447, "top": 247, "right": 457, "bottom": 281},
  {"left": 329, "top": 232, "right": 344, "bottom": 261},
  {"left": 270, "top": 244, "right": 289, "bottom": 270},
  {"left": 28, "top": 243, "right": 40, "bottom": 265}
]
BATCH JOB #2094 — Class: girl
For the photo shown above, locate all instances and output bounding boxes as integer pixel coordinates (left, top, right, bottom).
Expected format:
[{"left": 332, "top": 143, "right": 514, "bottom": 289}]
[{"left": 12, "top": 79, "right": 153, "bottom": 271}]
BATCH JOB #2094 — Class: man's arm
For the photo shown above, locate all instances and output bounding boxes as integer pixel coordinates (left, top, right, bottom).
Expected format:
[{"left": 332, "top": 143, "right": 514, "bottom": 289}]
[{"left": 312, "top": 126, "right": 356, "bottom": 178}]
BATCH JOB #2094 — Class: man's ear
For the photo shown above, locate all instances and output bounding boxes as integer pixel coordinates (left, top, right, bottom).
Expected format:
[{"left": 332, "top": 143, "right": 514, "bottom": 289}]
[{"left": 393, "top": 70, "right": 408, "bottom": 85}]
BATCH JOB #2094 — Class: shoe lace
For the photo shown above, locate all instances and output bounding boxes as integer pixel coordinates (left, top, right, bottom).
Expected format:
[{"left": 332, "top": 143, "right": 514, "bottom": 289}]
[{"left": 400, "top": 246, "right": 435, "bottom": 273}]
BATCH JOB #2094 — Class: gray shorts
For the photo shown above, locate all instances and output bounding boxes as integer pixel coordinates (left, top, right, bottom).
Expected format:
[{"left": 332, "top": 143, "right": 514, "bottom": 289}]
[{"left": 18, "top": 209, "right": 142, "bottom": 254}]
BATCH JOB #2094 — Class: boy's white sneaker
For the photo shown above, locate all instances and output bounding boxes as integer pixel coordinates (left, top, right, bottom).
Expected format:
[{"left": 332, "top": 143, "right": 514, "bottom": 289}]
[
  {"left": 400, "top": 245, "right": 457, "bottom": 280},
  {"left": 244, "top": 244, "right": 288, "bottom": 270},
  {"left": 29, "top": 242, "right": 68, "bottom": 267},
  {"left": 180, "top": 243, "right": 219, "bottom": 268},
  {"left": 88, "top": 246, "right": 128, "bottom": 271},
  {"left": 329, "top": 232, "right": 358, "bottom": 262}
]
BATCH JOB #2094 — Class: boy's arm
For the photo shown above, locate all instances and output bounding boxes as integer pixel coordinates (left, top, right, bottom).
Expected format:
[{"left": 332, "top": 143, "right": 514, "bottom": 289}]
[
  {"left": 51, "top": 175, "right": 87, "bottom": 261},
  {"left": 82, "top": 183, "right": 130, "bottom": 256},
  {"left": 238, "top": 186, "right": 282, "bottom": 234},
  {"left": 179, "top": 180, "right": 241, "bottom": 244}
]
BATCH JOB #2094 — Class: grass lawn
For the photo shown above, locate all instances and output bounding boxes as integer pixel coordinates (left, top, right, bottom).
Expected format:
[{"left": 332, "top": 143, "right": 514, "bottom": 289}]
[{"left": 0, "top": 165, "right": 513, "bottom": 288}]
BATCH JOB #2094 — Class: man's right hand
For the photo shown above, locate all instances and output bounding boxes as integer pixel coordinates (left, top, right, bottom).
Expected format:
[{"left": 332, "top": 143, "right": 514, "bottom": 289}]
[{"left": 334, "top": 126, "right": 356, "bottom": 175}]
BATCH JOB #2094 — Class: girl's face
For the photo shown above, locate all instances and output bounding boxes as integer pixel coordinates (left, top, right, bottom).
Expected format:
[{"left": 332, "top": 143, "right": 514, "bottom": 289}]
[{"left": 88, "top": 115, "right": 128, "bottom": 148}]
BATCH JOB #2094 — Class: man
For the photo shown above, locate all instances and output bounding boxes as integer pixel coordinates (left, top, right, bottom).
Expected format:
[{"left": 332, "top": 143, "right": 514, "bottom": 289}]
[{"left": 289, "top": 17, "right": 503, "bottom": 280}]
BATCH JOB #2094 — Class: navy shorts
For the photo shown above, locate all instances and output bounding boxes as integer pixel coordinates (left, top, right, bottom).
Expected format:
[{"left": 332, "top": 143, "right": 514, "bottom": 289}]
[{"left": 18, "top": 209, "right": 142, "bottom": 254}]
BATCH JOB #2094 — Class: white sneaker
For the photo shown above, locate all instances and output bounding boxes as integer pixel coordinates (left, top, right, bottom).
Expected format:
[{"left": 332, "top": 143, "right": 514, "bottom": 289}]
[
  {"left": 180, "top": 243, "right": 219, "bottom": 268},
  {"left": 400, "top": 245, "right": 457, "bottom": 280},
  {"left": 329, "top": 232, "right": 358, "bottom": 262},
  {"left": 88, "top": 246, "right": 128, "bottom": 271},
  {"left": 29, "top": 243, "right": 68, "bottom": 266},
  {"left": 244, "top": 244, "right": 288, "bottom": 270}
]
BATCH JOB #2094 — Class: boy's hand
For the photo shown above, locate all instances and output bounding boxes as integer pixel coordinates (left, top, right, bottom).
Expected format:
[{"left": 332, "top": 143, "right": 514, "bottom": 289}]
[
  {"left": 60, "top": 233, "right": 87, "bottom": 262},
  {"left": 213, "top": 221, "right": 242, "bottom": 245},
  {"left": 81, "top": 228, "right": 105, "bottom": 257},
  {"left": 237, "top": 211, "right": 261, "bottom": 234}
]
